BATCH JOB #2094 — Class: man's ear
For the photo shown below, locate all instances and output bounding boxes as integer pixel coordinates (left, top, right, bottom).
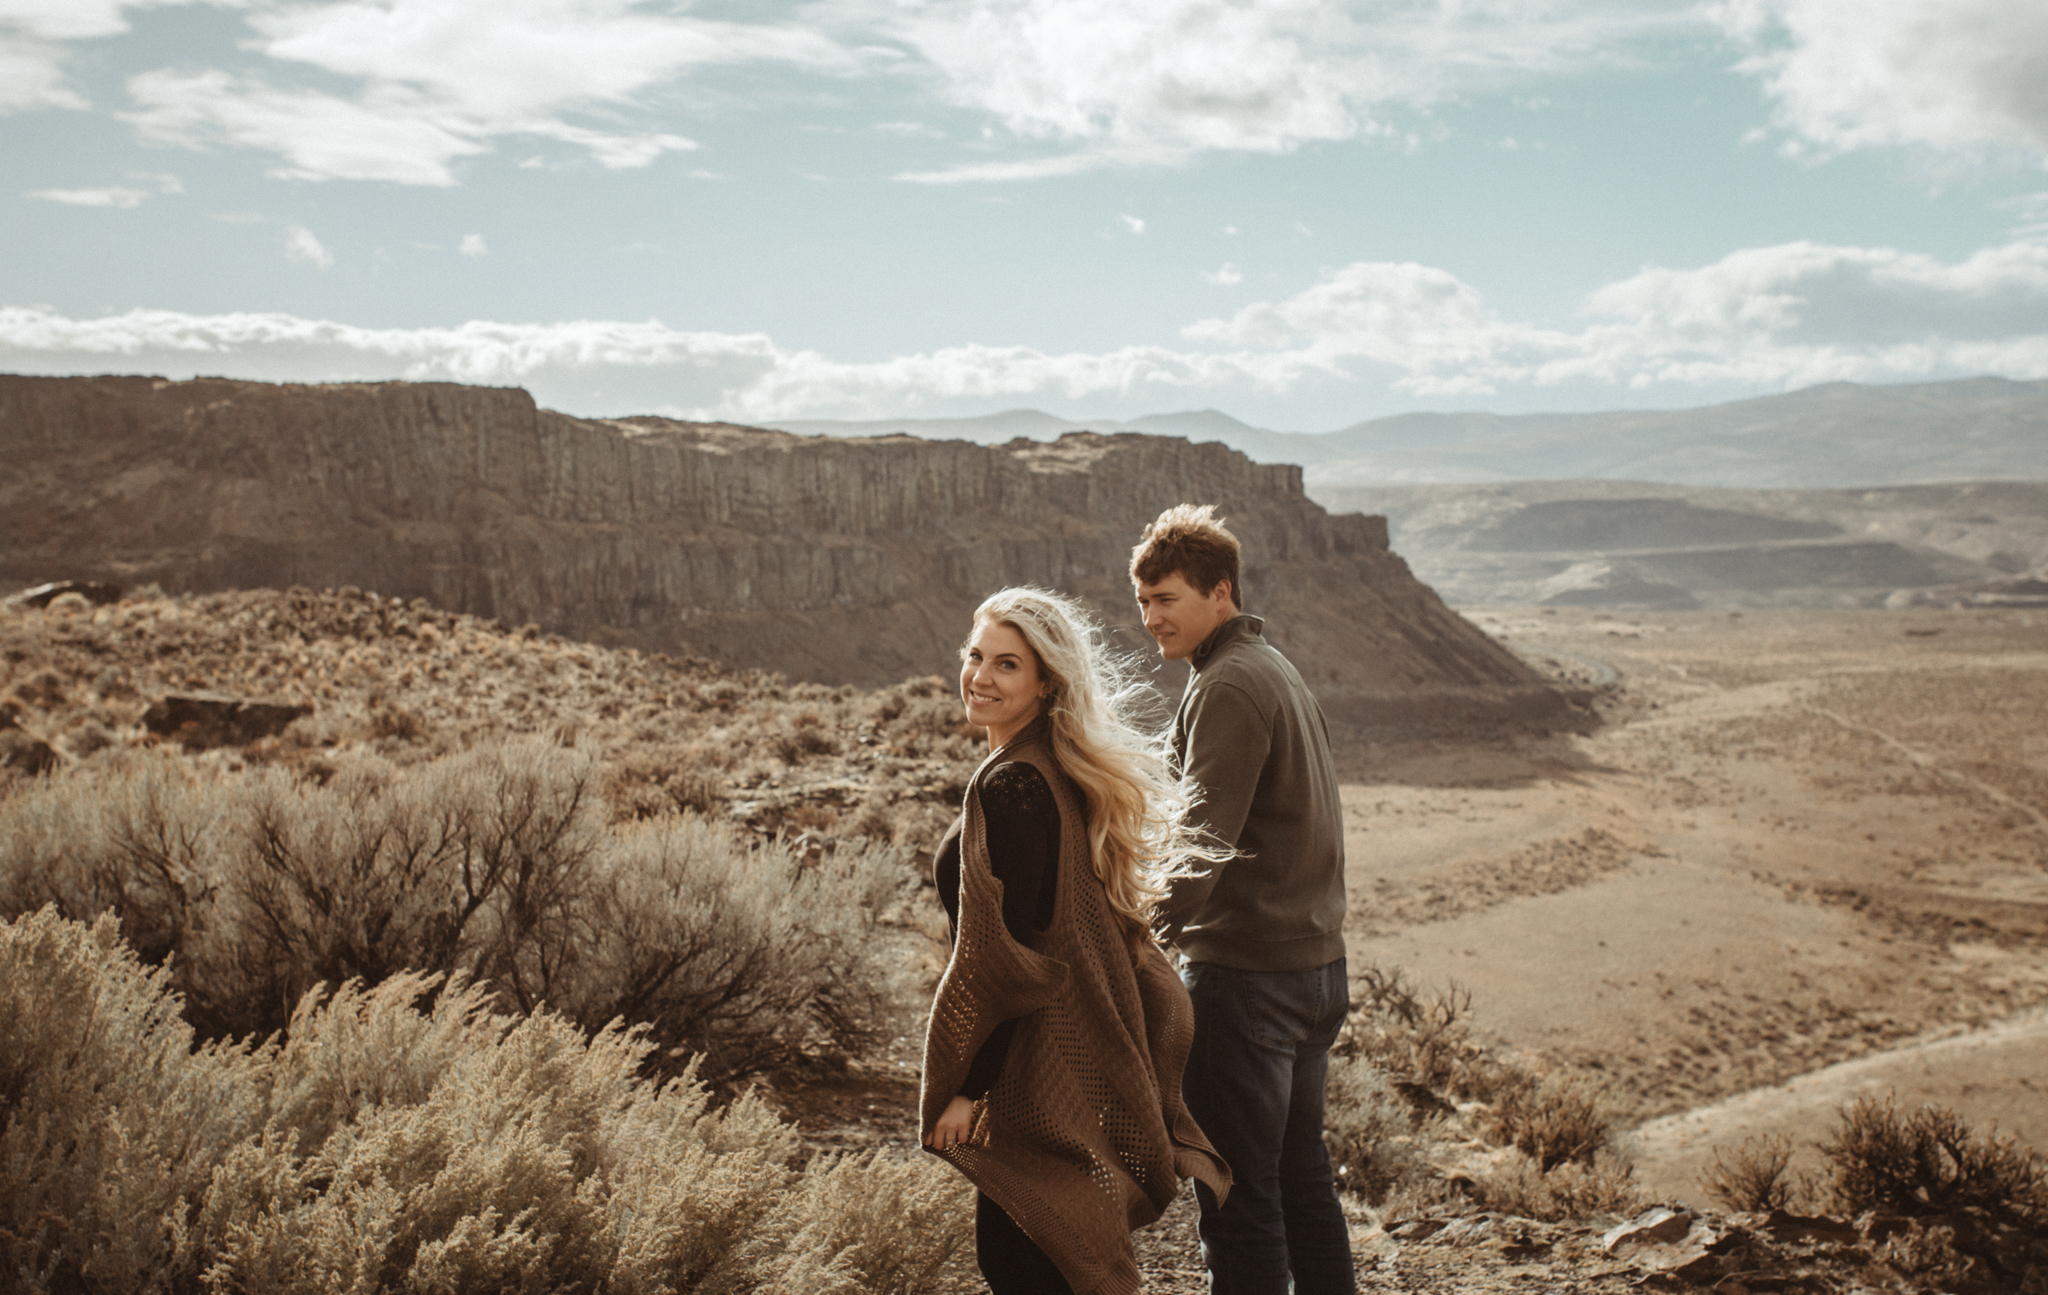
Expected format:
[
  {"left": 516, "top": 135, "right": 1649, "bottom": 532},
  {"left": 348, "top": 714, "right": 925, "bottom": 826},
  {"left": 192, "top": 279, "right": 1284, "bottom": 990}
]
[{"left": 1215, "top": 579, "right": 1235, "bottom": 609}]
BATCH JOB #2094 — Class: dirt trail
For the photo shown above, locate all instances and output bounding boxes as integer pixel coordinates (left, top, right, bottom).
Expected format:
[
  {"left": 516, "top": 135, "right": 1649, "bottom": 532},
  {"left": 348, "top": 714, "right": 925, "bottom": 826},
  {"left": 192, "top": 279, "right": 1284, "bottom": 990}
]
[
  {"left": 1343, "top": 606, "right": 2048, "bottom": 1207},
  {"left": 1632, "top": 1007, "right": 2048, "bottom": 1201}
]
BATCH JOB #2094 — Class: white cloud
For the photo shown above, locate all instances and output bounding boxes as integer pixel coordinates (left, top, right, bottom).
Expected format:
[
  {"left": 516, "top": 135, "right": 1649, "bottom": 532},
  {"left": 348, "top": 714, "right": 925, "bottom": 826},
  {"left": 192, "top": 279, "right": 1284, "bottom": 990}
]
[
  {"left": 127, "top": 69, "right": 489, "bottom": 185},
  {"left": 1, "top": 0, "right": 219, "bottom": 113},
  {"left": 28, "top": 185, "right": 147, "bottom": 207},
  {"left": 0, "top": 36, "right": 87, "bottom": 112},
  {"left": 6, "top": 236, "right": 2045, "bottom": 419},
  {"left": 1181, "top": 236, "right": 2048, "bottom": 395},
  {"left": 283, "top": 224, "right": 333, "bottom": 268},
  {"left": 1722, "top": 0, "right": 2048, "bottom": 164},
  {"left": 0, "top": 0, "right": 149, "bottom": 41},
  {"left": 872, "top": 0, "right": 1690, "bottom": 178},
  {"left": 115, "top": 0, "right": 848, "bottom": 183},
  {"left": 23, "top": 171, "right": 180, "bottom": 206},
  {"left": 1202, "top": 261, "right": 1242, "bottom": 285},
  {"left": 1119, "top": 213, "right": 1145, "bottom": 234},
  {"left": 458, "top": 232, "right": 488, "bottom": 257}
]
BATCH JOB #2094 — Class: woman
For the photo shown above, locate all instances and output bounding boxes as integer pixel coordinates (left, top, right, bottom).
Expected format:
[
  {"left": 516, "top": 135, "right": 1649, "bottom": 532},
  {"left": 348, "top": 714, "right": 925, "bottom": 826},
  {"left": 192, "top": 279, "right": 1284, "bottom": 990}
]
[{"left": 921, "top": 587, "right": 1232, "bottom": 1295}]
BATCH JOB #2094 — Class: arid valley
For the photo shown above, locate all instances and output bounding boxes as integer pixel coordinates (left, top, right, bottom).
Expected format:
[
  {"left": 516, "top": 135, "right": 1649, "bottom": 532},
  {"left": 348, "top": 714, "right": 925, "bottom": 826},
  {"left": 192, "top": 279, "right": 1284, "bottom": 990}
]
[{"left": 3, "top": 376, "right": 2045, "bottom": 1293}]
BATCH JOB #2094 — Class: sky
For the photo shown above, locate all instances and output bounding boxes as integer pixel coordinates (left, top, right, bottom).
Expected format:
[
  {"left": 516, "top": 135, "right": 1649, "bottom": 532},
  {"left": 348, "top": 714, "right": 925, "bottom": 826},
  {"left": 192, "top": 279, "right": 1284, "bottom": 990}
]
[{"left": 3, "top": 0, "right": 2047, "bottom": 431}]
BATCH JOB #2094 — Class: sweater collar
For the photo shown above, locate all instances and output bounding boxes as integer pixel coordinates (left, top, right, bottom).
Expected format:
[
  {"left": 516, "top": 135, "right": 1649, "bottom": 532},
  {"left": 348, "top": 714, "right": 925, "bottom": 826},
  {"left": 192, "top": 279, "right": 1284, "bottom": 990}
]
[{"left": 1190, "top": 613, "right": 1265, "bottom": 672}]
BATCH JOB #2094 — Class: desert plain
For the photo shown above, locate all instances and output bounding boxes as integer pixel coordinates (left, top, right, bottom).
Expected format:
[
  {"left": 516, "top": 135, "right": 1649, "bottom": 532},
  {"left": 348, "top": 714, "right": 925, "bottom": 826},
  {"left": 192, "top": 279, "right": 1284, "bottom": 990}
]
[{"left": 1343, "top": 604, "right": 2048, "bottom": 1204}]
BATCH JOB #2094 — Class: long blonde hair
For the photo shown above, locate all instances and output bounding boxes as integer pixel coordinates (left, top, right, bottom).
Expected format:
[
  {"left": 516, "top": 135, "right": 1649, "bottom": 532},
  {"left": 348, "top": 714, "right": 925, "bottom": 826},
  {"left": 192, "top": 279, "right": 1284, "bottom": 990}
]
[{"left": 968, "top": 587, "right": 1227, "bottom": 944}]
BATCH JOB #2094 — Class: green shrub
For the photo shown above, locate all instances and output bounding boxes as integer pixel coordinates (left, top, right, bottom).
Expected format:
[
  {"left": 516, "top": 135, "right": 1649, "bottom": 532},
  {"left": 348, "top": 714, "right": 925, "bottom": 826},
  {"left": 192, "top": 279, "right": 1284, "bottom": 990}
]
[{"left": 1819, "top": 1095, "right": 2048, "bottom": 1224}]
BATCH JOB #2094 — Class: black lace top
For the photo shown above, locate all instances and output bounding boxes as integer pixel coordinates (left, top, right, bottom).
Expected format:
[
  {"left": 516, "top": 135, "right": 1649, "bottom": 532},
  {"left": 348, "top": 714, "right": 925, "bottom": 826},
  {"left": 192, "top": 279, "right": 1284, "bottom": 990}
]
[{"left": 933, "top": 760, "right": 1061, "bottom": 1098}]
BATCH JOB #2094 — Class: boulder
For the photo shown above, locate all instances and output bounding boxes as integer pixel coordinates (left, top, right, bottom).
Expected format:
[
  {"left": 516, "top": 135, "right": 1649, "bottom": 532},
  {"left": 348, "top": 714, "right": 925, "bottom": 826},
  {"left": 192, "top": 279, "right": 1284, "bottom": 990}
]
[
  {"left": 143, "top": 693, "right": 312, "bottom": 750},
  {"left": 1602, "top": 1207, "right": 1696, "bottom": 1251}
]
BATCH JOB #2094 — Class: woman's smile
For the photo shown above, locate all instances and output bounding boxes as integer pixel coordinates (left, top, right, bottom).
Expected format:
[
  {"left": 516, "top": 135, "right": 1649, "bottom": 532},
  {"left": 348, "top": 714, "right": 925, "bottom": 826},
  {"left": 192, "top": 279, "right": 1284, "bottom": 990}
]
[{"left": 960, "top": 618, "right": 1046, "bottom": 749}]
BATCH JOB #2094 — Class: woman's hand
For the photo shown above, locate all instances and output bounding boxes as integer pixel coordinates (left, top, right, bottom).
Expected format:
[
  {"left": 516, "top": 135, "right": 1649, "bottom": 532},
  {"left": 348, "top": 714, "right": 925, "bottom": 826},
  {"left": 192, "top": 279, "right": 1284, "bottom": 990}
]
[{"left": 926, "top": 1094, "right": 976, "bottom": 1151}]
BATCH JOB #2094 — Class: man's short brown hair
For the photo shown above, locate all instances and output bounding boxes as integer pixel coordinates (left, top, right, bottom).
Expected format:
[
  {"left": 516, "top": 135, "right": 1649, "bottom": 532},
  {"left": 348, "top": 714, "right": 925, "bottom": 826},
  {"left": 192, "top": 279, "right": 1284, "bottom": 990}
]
[{"left": 1131, "top": 503, "right": 1242, "bottom": 608}]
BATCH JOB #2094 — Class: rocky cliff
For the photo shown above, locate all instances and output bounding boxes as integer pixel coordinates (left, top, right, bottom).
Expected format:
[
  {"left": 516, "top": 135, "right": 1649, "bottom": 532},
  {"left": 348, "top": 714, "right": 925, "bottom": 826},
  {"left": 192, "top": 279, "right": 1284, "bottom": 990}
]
[{"left": 1, "top": 374, "right": 1571, "bottom": 729}]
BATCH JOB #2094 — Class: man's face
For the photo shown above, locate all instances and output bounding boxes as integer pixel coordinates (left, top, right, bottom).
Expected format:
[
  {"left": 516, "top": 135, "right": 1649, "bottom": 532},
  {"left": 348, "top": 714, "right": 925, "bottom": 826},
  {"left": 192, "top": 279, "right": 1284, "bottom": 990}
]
[{"left": 1136, "top": 572, "right": 1236, "bottom": 662}]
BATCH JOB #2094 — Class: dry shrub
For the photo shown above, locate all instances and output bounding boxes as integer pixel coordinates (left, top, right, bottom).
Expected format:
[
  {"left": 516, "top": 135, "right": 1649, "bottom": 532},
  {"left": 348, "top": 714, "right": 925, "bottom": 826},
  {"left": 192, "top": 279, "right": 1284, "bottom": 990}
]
[
  {"left": 1701, "top": 1133, "right": 1802, "bottom": 1212},
  {"left": 0, "top": 907, "right": 966, "bottom": 1295},
  {"left": 1819, "top": 1095, "right": 2048, "bottom": 1224},
  {"left": 0, "top": 907, "right": 266, "bottom": 1294},
  {"left": 552, "top": 815, "right": 902, "bottom": 1082},
  {"left": 0, "top": 741, "right": 904, "bottom": 1082},
  {"left": 1330, "top": 964, "right": 1640, "bottom": 1223},
  {"left": 771, "top": 716, "right": 838, "bottom": 764},
  {"left": 604, "top": 749, "right": 727, "bottom": 822},
  {"left": 1338, "top": 965, "right": 1510, "bottom": 1103},
  {"left": 0, "top": 752, "right": 236, "bottom": 969},
  {"left": 1467, "top": 1149, "right": 1644, "bottom": 1222},
  {"left": 210, "top": 743, "right": 604, "bottom": 1036},
  {"left": 1481, "top": 1072, "right": 1614, "bottom": 1172},
  {"left": 707, "top": 1149, "right": 975, "bottom": 1295},
  {"left": 366, "top": 703, "right": 428, "bottom": 743},
  {"left": 1322, "top": 1055, "right": 1429, "bottom": 1204}
]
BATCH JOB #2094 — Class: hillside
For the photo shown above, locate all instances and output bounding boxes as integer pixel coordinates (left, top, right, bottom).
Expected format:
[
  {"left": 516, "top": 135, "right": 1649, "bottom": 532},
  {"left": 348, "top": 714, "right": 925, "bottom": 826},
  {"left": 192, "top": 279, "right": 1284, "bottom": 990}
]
[
  {"left": 0, "top": 373, "right": 1572, "bottom": 733},
  {"left": 1311, "top": 479, "right": 2048, "bottom": 609},
  {"left": 771, "top": 377, "right": 2048, "bottom": 489}
]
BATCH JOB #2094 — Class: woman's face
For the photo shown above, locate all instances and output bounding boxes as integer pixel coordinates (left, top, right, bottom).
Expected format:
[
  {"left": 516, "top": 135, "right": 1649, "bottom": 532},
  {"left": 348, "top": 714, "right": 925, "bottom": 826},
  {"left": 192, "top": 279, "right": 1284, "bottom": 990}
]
[{"left": 960, "top": 618, "right": 1046, "bottom": 748}]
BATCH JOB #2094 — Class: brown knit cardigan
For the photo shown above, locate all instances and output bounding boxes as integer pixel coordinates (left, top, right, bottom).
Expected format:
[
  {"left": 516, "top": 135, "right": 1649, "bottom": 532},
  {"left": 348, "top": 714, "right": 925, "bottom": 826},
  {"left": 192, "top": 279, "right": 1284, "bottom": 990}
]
[{"left": 920, "top": 720, "right": 1232, "bottom": 1295}]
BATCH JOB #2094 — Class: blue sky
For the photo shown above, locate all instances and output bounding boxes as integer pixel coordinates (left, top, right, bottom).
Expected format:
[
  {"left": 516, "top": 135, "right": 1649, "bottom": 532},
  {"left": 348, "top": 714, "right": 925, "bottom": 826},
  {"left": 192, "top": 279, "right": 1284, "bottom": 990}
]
[{"left": 3, "top": 0, "right": 2046, "bottom": 430}]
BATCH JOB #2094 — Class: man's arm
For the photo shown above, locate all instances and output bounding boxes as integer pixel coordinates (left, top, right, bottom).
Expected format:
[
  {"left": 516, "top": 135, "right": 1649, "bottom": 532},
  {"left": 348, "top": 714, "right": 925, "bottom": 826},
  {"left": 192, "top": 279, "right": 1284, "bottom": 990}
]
[{"left": 1159, "top": 680, "right": 1270, "bottom": 939}]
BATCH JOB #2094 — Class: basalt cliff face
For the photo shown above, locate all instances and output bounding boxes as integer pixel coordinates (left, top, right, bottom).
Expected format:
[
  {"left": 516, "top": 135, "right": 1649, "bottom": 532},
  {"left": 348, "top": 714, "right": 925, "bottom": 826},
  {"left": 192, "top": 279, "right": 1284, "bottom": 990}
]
[{"left": 2, "top": 375, "right": 1570, "bottom": 729}]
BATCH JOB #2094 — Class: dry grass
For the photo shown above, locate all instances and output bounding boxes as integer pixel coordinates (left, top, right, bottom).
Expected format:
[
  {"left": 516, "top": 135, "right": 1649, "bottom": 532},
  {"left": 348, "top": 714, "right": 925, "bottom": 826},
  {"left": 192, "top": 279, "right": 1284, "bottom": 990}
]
[{"left": 0, "top": 585, "right": 984, "bottom": 844}]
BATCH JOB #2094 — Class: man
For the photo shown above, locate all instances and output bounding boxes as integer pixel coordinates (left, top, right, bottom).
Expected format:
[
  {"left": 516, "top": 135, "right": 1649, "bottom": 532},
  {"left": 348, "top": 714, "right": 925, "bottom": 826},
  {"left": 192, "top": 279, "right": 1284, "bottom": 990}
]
[{"left": 1132, "top": 503, "right": 1355, "bottom": 1295}]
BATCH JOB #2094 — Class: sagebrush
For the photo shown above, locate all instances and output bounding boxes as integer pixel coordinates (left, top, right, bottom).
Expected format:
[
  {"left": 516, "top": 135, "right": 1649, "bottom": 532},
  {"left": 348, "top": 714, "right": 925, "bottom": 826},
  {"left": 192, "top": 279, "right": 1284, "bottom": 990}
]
[
  {"left": 0, "top": 907, "right": 974, "bottom": 1295},
  {"left": 1322, "top": 964, "right": 1642, "bottom": 1222},
  {"left": 0, "top": 740, "right": 906, "bottom": 1081}
]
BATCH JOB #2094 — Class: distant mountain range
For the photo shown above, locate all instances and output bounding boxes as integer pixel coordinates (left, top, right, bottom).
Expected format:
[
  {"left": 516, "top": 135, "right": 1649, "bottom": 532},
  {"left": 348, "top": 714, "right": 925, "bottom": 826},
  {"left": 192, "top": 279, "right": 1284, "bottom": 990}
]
[{"left": 768, "top": 377, "right": 2048, "bottom": 490}]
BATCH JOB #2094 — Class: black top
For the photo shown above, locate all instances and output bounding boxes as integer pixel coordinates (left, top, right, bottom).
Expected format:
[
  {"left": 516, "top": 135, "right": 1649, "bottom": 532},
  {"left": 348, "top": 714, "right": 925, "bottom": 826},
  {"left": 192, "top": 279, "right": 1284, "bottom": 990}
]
[{"left": 933, "top": 760, "right": 1061, "bottom": 1098}]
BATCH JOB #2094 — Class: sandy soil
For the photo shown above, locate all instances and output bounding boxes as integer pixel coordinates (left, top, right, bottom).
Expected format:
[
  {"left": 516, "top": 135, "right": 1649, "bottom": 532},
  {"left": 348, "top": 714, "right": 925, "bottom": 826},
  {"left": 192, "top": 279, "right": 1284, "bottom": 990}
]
[{"left": 1348, "top": 605, "right": 2048, "bottom": 1206}]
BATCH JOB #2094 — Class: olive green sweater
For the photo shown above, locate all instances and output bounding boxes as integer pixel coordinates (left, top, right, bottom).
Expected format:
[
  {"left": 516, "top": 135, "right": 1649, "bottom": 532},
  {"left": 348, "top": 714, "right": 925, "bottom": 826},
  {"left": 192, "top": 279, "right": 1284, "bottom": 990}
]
[{"left": 1161, "top": 615, "right": 1349, "bottom": 972}]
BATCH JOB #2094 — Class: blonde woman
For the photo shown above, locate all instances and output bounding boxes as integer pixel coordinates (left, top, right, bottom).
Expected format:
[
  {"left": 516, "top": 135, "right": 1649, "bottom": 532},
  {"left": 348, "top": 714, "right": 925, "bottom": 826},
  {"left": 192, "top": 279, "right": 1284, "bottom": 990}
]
[{"left": 921, "top": 587, "right": 1232, "bottom": 1295}]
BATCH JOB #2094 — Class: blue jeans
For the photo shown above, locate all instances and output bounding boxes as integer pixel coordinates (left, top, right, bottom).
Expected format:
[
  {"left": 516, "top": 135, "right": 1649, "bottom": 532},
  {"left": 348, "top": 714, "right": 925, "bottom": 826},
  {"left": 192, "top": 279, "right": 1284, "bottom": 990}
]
[{"left": 1180, "top": 958, "right": 1356, "bottom": 1295}]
